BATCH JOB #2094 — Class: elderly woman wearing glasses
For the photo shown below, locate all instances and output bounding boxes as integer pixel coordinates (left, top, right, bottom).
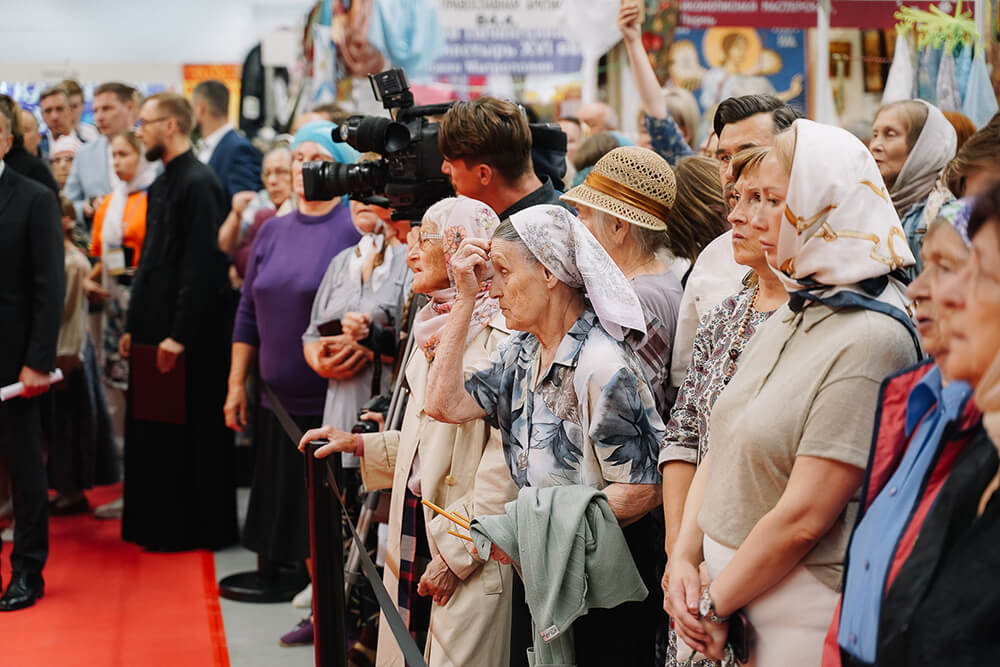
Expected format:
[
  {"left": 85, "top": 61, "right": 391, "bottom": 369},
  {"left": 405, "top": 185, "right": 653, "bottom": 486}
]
[
  {"left": 299, "top": 196, "right": 518, "bottom": 667},
  {"left": 423, "top": 204, "right": 666, "bottom": 666}
]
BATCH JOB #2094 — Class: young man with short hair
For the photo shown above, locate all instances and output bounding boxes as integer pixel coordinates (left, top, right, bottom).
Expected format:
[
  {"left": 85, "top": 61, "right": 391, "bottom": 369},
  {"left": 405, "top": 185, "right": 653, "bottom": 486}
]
[{"left": 438, "top": 96, "right": 571, "bottom": 219}]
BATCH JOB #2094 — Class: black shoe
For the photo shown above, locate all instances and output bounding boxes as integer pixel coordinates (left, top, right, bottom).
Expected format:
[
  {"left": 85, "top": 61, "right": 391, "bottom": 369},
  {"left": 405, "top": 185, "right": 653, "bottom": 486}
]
[
  {"left": 50, "top": 493, "right": 90, "bottom": 516},
  {"left": 0, "top": 571, "right": 44, "bottom": 611}
]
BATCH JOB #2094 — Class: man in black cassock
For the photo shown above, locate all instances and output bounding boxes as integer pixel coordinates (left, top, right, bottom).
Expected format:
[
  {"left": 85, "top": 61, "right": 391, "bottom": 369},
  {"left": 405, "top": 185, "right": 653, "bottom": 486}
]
[{"left": 120, "top": 93, "right": 237, "bottom": 551}]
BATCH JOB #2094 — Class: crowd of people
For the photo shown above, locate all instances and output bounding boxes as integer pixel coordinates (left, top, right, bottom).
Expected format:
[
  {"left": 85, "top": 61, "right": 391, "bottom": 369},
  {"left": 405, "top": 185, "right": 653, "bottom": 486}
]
[{"left": 1, "top": 6, "right": 1000, "bottom": 666}]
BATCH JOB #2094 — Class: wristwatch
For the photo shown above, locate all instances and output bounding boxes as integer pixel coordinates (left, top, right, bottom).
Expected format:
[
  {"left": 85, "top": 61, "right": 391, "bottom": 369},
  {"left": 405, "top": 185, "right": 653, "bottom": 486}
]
[{"left": 699, "top": 585, "right": 730, "bottom": 624}]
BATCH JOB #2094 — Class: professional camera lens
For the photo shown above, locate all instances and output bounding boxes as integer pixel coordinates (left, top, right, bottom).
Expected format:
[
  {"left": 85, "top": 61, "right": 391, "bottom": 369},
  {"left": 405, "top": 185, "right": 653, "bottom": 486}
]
[
  {"left": 302, "top": 160, "right": 388, "bottom": 202},
  {"left": 337, "top": 116, "right": 410, "bottom": 155}
]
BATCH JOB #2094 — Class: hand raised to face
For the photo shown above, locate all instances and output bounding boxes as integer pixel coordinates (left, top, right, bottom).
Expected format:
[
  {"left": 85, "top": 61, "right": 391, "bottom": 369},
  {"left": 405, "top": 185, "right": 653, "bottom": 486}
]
[{"left": 449, "top": 238, "right": 492, "bottom": 301}]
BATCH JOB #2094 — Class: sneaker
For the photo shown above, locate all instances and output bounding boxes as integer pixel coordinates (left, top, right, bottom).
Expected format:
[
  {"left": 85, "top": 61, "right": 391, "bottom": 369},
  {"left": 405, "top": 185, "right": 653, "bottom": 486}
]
[
  {"left": 279, "top": 618, "right": 314, "bottom": 647},
  {"left": 93, "top": 497, "right": 123, "bottom": 519},
  {"left": 292, "top": 582, "right": 312, "bottom": 609}
]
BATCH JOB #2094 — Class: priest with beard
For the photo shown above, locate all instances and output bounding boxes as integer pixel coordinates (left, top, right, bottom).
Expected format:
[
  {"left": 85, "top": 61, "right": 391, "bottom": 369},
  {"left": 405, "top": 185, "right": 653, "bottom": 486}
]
[{"left": 118, "top": 93, "right": 237, "bottom": 551}]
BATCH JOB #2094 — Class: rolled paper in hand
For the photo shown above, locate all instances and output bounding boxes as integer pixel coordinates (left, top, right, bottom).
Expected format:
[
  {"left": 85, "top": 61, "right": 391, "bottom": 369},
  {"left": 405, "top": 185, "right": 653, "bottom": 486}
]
[{"left": 0, "top": 369, "right": 64, "bottom": 402}]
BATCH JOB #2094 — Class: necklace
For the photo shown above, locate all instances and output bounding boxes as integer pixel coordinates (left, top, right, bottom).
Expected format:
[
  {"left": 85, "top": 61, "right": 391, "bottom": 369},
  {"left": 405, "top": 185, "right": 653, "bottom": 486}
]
[{"left": 723, "top": 285, "right": 759, "bottom": 384}]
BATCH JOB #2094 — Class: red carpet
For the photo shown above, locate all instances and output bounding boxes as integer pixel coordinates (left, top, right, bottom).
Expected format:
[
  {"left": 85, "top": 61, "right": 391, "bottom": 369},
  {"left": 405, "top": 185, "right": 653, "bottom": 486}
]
[{"left": 0, "top": 483, "right": 230, "bottom": 667}]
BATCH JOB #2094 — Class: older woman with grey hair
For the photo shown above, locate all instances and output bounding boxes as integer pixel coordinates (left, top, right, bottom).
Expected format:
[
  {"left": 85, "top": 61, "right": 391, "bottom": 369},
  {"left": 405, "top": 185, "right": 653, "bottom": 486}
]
[{"left": 425, "top": 204, "right": 665, "bottom": 666}]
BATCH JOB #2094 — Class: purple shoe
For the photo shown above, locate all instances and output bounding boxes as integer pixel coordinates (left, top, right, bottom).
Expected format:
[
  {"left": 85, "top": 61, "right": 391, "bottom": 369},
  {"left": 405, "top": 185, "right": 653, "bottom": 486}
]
[{"left": 279, "top": 618, "right": 314, "bottom": 647}]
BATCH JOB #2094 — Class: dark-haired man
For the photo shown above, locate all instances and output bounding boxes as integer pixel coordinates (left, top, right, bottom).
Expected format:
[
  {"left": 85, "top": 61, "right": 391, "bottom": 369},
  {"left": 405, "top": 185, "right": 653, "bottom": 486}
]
[
  {"left": 37, "top": 86, "right": 78, "bottom": 160},
  {"left": 192, "top": 80, "right": 261, "bottom": 201},
  {"left": 668, "top": 93, "right": 802, "bottom": 391},
  {"left": 438, "top": 97, "right": 572, "bottom": 219},
  {"left": 0, "top": 98, "right": 65, "bottom": 611},
  {"left": 119, "top": 92, "right": 237, "bottom": 551},
  {"left": 0, "top": 96, "right": 58, "bottom": 195}
]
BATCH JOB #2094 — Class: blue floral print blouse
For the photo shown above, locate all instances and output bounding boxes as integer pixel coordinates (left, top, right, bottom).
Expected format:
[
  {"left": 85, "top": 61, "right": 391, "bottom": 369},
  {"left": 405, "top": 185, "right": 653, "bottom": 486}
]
[{"left": 465, "top": 308, "right": 665, "bottom": 489}]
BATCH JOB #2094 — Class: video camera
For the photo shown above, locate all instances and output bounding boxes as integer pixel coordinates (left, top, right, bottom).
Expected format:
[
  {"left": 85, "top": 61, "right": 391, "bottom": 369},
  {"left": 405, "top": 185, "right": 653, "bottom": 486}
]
[{"left": 301, "top": 68, "right": 567, "bottom": 222}]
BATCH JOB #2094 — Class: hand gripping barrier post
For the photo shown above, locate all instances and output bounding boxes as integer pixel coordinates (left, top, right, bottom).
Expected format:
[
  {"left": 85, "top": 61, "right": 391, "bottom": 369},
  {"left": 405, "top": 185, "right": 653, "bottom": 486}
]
[{"left": 262, "top": 384, "right": 428, "bottom": 667}]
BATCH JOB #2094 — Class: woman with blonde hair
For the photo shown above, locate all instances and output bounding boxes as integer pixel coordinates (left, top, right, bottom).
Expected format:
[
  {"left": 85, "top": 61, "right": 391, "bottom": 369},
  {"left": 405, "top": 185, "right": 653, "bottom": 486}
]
[
  {"left": 659, "top": 147, "right": 787, "bottom": 667},
  {"left": 666, "top": 120, "right": 920, "bottom": 665}
]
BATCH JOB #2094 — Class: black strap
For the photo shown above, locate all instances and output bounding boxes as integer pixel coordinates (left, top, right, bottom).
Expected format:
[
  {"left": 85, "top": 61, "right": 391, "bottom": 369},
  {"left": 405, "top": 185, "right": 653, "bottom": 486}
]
[{"left": 263, "top": 384, "right": 428, "bottom": 667}]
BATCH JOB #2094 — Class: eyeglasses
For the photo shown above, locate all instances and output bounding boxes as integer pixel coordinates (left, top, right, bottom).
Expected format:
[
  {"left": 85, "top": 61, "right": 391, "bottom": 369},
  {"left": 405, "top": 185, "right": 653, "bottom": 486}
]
[
  {"left": 136, "top": 116, "right": 169, "bottom": 128},
  {"left": 418, "top": 231, "right": 443, "bottom": 246}
]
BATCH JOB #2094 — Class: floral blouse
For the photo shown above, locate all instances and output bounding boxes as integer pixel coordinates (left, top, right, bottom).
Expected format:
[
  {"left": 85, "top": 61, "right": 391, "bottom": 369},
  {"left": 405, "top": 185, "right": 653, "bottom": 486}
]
[
  {"left": 659, "top": 287, "right": 773, "bottom": 468},
  {"left": 644, "top": 113, "right": 695, "bottom": 167},
  {"left": 466, "top": 308, "right": 665, "bottom": 489}
]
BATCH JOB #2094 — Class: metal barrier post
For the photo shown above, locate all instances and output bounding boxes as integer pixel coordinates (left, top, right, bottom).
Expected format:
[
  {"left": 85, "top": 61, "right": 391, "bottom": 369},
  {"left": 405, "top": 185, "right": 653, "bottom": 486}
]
[{"left": 307, "top": 441, "right": 347, "bottom": 667}]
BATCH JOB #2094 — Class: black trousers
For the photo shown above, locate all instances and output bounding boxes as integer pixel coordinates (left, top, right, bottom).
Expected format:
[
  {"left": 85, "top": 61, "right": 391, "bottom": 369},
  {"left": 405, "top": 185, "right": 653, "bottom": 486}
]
[
  {"left": 509, "top": 513, "right": 660, "bottom": 667},
  {"left": 0, "top": 396, "right": 48, "bottom": 574}
]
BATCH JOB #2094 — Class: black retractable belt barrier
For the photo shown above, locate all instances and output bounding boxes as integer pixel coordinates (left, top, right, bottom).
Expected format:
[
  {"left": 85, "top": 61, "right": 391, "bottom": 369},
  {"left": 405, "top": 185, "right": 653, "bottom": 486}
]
[{"left": 262, "top": 384, "right": 428, "bottom": 667}]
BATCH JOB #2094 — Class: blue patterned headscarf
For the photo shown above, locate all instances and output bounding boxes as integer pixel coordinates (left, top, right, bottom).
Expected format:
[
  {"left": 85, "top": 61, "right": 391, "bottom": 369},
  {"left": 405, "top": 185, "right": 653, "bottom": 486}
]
[
  {"left": 292, "top": 121, "right": 360, "bottom": 164},
  {"left": 933, "top": 197, "right": 973, "bottom": 247}
]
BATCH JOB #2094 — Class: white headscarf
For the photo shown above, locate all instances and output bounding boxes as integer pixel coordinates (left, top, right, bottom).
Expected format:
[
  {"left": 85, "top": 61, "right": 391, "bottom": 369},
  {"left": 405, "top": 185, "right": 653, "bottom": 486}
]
[
  {"left": 101, "top": 155, "right": 157, "bottom": 254},
  {"left": 889, "top": 100, "right": 956, "bottom": 217},
  {"left": 508, "top": 205, "right": 646, "bottom": 342},
  {"left": 776, "top": 119, "right": 919, "bottom": 349},
  {"left": 411, "top": 196, "right": 502, "bottom": 360}
]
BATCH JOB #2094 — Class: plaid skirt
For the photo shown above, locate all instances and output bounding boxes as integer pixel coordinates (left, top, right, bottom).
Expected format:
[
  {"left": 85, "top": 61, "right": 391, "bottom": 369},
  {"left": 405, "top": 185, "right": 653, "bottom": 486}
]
[{"left": 398, "top": 487, "right": 432, "bottom": 653}]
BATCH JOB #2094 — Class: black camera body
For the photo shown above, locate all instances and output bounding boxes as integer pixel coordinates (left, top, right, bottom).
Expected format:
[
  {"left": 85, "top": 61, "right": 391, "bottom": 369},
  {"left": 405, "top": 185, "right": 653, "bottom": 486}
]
[
  {"left": 301, "top": 67, "right": 567, "bottom": 222},
  {"left": 351, "top": 394, "right": 391, "bottom": 434},
  {"left": 302, "top": 68, "right": 455, "bottom": 222}
]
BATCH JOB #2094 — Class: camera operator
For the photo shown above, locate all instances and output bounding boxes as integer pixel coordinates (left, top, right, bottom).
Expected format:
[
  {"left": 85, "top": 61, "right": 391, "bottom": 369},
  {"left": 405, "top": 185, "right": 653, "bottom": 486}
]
[
  {"left": 438, "top": 97, "right": 574, "bottom": 220},
  {"left": 299, "top": 196, "right": 518, "bottom": 667}
]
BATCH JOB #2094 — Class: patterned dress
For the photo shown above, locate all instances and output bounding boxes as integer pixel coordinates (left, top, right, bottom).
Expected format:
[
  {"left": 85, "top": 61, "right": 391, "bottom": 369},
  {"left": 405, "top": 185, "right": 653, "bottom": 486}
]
[
  {"left": 659, "top": 286, "right": 774, "bottom": 667},
  {"left": 466, "top": 307, "right": 664, "bottom": 489}
]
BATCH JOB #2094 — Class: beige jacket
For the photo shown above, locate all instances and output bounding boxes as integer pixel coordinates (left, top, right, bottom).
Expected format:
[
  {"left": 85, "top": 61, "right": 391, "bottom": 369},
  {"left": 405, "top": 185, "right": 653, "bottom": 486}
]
[{"left": 361, "top": 315, "right": 517, "bottom": 667}]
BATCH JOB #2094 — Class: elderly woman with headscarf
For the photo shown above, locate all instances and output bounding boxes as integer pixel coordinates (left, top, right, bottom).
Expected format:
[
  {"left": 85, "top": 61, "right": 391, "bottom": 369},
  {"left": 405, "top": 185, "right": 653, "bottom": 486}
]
[
  {"left": 665, "top": 120, "right": 921, "bottom": 666},
  {"left": 859, "top": 182, "right": 1000, "bottom": 665},
  {"left": 225, "top": 122, "right": 361, "bottom": 589},
  {"left": 422, "top": 205, "right": 666, "bottom": 666},
  {"left": 870, "top": 100, "right": 957, "bottom": 275},
  {"left": 821, "top": 197, "right": 984, "bottom": 666},
  {"left": 299, "top": 196, "right": 518, "bottom": 667}
]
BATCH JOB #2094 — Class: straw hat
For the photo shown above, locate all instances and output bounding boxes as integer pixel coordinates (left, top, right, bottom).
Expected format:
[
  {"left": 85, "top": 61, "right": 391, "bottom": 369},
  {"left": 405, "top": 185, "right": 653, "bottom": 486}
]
[{"left": 561, "top": 146, "right": 676, "bottom": 231}]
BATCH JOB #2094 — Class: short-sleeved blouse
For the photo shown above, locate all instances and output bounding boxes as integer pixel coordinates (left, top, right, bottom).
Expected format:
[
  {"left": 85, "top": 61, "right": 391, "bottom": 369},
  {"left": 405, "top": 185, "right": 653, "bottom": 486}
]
[
  {"left": 630, "top": 270, "right": 683, "bottom": 423},
  {"left": 465, "top": 307, "right": 664, "bottom": 489},
  {"left": 659, "top": 287, "right": 773, "bottom": 468},
  {"left": 699, "top": 303, "right": 919, "bottom": 590}
]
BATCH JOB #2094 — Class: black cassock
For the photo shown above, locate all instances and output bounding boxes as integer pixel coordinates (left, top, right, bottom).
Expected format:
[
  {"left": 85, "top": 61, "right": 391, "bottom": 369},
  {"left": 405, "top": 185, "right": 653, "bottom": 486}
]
[{"left": 122, "top": 150, "right": 237, "bottom": 551}]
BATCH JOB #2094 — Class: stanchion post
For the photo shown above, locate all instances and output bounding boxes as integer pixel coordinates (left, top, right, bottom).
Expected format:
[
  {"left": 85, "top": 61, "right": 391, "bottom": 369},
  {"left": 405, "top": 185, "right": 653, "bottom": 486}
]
[{"left": 307, "top": 441, "right": 347, "bottom": 667}]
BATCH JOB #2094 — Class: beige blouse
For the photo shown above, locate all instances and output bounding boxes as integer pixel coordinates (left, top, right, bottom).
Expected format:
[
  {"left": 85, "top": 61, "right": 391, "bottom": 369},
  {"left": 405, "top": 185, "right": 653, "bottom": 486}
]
[
  {"left": 699, "top": 302, "right": 918, "bottom": 590},
  {"left": 57, "top": 243, "right": 90, "bottom": 361}
]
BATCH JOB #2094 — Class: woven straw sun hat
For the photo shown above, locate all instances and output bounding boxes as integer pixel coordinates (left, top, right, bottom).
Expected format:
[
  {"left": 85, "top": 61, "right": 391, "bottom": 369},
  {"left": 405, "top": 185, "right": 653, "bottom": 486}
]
[{"left": 561, "top": 145, "right": 676, "bottom": 231}]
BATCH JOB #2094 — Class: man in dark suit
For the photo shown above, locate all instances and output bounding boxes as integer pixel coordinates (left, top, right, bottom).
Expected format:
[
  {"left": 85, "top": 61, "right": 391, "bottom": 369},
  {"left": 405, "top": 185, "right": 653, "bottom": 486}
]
[
  {"left": 192, "top": 80, "right": 261, "bottom": 202},
  {"left": 0, "top": 96, "right": 58, "bottom": 196},
  {"left": 0, "top": 98, "right": 65, "bottom": 611}
]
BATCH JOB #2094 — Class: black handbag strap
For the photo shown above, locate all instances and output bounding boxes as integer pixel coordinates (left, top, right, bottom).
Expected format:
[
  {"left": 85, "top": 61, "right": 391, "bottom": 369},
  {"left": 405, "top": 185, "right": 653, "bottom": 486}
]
[{"left": 263, "top": 383, "right": 428, "bottom": 667}]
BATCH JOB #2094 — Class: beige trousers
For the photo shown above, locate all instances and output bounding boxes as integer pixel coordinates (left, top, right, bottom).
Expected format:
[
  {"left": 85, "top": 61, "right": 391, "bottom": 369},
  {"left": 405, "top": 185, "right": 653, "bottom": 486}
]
[{"left": 703, "top": 536, "right": 839, "bottom": 667}]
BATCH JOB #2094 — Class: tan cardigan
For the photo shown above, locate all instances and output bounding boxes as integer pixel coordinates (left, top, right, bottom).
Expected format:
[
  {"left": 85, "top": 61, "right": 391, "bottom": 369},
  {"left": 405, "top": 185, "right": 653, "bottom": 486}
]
[{"left": 361, "top": 315, "right": 518, "bottom": 667}]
